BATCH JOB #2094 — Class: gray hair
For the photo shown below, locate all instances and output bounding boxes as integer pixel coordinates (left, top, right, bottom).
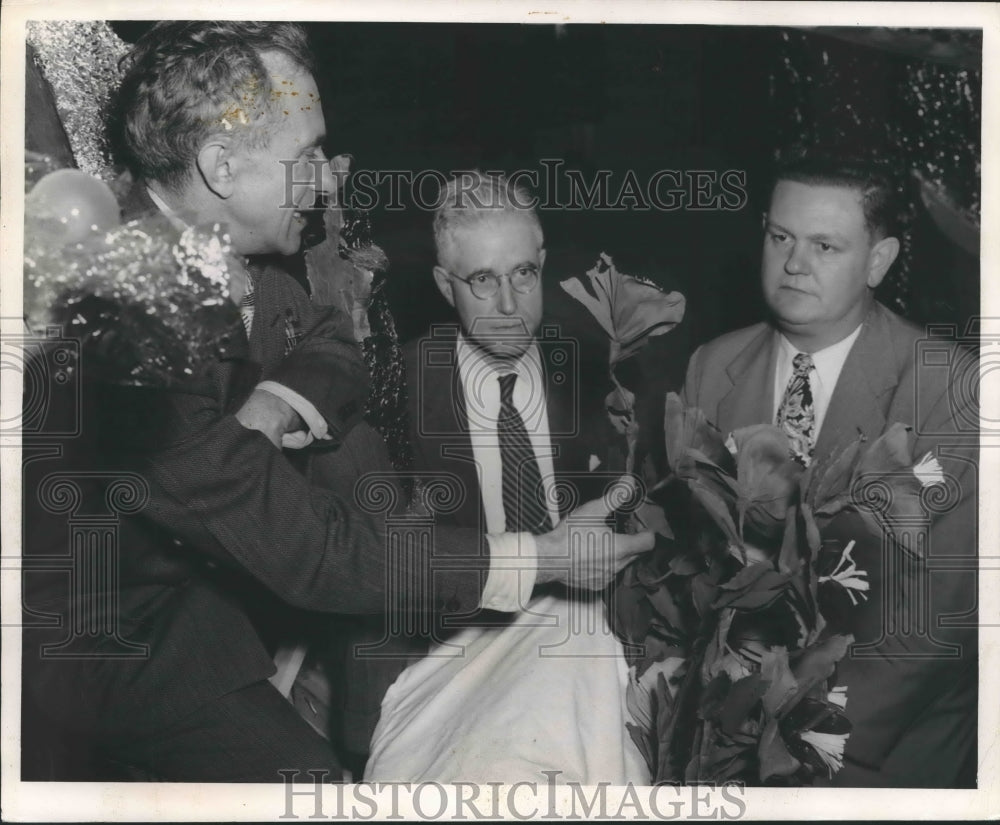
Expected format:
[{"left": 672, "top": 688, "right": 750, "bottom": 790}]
[
  {"left": 432, "top": 171, "right": 543, "bottom": 265},
  {"left": 115, "top": 22, "right": 316, "bottom": 192}
]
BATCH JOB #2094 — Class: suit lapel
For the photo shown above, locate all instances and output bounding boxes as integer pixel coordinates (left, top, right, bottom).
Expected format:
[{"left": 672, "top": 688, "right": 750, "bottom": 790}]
[
  {"left": 718, "top": 325, "right": 778, "bottom": 433},
  {"left": 414, "top": 330, "right": 484, "bottom": 529},
  {"left": 416, "top": 323, "right": 604, "bottom": 526},
  {"left": 813, "top": 305, "right": 900, "bottom": 460}
]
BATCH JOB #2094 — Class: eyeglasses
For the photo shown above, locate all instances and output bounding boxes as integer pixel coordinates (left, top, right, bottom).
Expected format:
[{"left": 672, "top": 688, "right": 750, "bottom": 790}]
[{"left": 447, "top": 264, "right": 540, "bottom": 300}]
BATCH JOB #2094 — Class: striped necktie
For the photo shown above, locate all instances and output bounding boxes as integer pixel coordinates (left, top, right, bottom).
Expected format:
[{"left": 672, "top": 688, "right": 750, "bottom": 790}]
[
  {"left": 239, "top": 268, "right": 255, "bottom": 337},
  {"left": 497, "top": 372, "right": 552, "bottom": 534},
  {"left": 777, "top": 352, "right": 816, "bottom": 466}
]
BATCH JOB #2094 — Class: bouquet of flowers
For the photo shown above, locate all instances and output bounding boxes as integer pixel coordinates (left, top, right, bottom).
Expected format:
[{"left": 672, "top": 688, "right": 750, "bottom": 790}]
[
  {"left": 561, "top": 253, "right": 686, "bottom": 478},
  {"left": 24, "top": 169, "right": 241, "bottom": 387},
  {"left": 613, "top": 393, "right": 946, "bottom": 785}
]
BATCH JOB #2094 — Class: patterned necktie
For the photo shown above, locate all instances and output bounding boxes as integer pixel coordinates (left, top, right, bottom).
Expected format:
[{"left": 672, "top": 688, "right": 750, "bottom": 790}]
[
  {"left": 777, "top": 352, "right": 816, "bottom": 466},
  {"left": 239, "top": 267, "right": 255, "bottom": 337},
  {"left": 497, "top": 372, "right": 552, "bottom": 534}
]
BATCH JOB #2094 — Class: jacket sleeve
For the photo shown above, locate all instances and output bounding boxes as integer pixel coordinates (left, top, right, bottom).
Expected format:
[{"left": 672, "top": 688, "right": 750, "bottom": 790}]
[
  {"left": 266, "top": 299, "right": 370, "bottom": 444},
  {"left": 143, "top": 414, "right": 488, "bottom": 616}
]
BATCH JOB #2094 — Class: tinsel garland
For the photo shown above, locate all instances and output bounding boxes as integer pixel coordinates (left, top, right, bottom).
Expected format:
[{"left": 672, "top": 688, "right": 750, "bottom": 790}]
[
  {"left": 306, "top": 207, "right": 414, "bottom": 474},
  {"left": 771, "top": 28, "right": 981, "bottom": 318},
  {"left": 24, "top": 211, "right": 242, "bottom": 386},
  {"left": 26, "top": 20, "right": 129, "bottom": 179}
]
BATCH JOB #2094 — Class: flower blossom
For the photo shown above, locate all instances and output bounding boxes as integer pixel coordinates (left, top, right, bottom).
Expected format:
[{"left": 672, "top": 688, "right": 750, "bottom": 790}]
[
  {"left": 827, "top": 686, "right": 848, "bottom": 709},
  {"left": 913, "top": 451, "right": 945, "bottom": 488},
  {"left": 818, "top": 540, "right": 869, "bottom": 605},
  {"left": 799, "top": 729, "right": 848, "bottom": 775},
  {"left": 724, "top": 432, "right": 738, "bottom": 457},
  {"left": 560, "top": 252, "right": 685, "bottom": 364}
]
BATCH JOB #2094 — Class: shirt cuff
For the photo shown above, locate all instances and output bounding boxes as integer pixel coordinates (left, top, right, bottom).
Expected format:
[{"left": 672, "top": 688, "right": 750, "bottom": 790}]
[
  {"left": 255, "top": 381, "right": 331, "bottom": 449},
  {"left": 479, "top": 532, "right": 537, "bottom": 613}
]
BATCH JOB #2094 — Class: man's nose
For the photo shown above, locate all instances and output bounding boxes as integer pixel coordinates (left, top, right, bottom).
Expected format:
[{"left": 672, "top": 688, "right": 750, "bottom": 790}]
[
  {"left": 318, "top": 154, "right": 351, "bottom": 199},
  {"left": 311, "top": 155, "right": 336, "bottom": 197},
  {"left": 496, "top": 277, "right": 518, "bottom": 315},
  {"left": 784, "top": 242, "right": 810, "bottom": 276}
]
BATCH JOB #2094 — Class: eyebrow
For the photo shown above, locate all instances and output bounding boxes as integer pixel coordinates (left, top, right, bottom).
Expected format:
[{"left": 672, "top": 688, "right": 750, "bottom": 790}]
[
  {"left": 300, "top": 133, "right": 327, "bottom": 151},
  {"left": 467, "top": 261, "right": 539, "bottom": 277},
  {"left": 764, "top": 221, "right": 846, "bottom": 243}
]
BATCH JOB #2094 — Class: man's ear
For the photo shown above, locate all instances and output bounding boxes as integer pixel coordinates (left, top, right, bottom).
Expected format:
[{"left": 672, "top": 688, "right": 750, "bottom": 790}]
[
  {"left": 866, "top": 235, "right": 900, "bottom": 288},
  {"left": 432, "top": 265, "right": 456, "bottom": 307},
  {"left": 196, "top": 139, "right": 237, "bottom": 199},
  {"left": 538, "top": 248, "right": 547, "bottom": 271}
]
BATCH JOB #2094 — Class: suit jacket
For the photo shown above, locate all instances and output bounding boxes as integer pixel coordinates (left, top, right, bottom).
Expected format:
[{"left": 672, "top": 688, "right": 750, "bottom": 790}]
[
  {"left": 406, "top": 323, "right": 613, "bottom": 531},
  {"left": 22, "top": 187, "right": 491, "bottom": 751},
  {"left": 339, "top": 321, "right": 616, "bottom": 753},
  {"left": 682, "top": 301, "right": 978, "bottom": 787}
]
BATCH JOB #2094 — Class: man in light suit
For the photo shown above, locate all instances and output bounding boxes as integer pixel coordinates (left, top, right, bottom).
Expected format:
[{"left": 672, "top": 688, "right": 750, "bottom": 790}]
[
  {"left": 682, "top": 154, "right": 977, "bottom": 787},
  {"left": 22, "top": 25, "right": 649, "bottom": 782}
]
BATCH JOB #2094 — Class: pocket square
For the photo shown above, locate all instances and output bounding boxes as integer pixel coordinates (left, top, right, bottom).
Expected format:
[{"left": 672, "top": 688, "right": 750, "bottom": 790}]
[{"left": 588, "top": 453, "right": 602, "bottom": 471}]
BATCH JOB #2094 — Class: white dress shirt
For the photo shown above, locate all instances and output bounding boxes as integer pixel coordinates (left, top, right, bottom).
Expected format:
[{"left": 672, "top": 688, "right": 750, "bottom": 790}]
[
  {"left": 455, "top": 332, "right": 559, "bottom": 612},
  {"left": 772, "top": 323, "right": 863, "bottom": 436}
]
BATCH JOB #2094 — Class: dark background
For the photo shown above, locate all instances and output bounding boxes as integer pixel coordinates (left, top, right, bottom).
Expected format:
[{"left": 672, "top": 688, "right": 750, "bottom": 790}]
[{"left": 108, "top": 22, "right": 981, "bottom": 366}]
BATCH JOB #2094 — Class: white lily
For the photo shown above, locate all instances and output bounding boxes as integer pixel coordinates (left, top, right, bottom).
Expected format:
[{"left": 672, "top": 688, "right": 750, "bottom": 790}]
[
  {"left": 724, "top": 432, "right": 738, "bottom": 458},
  {"left": 913, "top": 451, "right": 945, "bottom": 488},
  {"left": 799, "top": 729, "right": 848, "bottom": 775},
  {"left": 827, "top": 685, "right": 848, "bottom": 709},
  {"left": 818, "top": 540, "right": 870, "bottom": 605},
  {"left": 799, "top": 730, "right": 848, "bottom": 776}
]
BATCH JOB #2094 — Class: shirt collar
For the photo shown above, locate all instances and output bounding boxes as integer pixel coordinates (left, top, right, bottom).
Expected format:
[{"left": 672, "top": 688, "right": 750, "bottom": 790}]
[
  {"left": 455, "top": 330, "right": 542, "bottom": 386},
  {"left": 146, "top": 186, "right": 189, "bottom": 232},
  {"left": 778, "top": 323, "right": 862, "bottom": 375}
]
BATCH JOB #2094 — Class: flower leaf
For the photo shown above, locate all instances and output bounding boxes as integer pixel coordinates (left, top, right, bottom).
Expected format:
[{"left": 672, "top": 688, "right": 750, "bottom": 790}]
[
  {"left": 646, "top": 586, "right": 688, "bottom": 634},
  {"left": 699, "top": 673, "right": 732, "bottom": 721},
  {"left": 716, "top": 561, "right": 777, "bottom": 592},
  {"left": 718, "top": 673, "right": 767, "bottom": 736},
  {"left": 613, "top": 574, "right": 653, "bottom": 648},
  {"left": 663, "top": 393, "right": 733, "bottom": 476},
  {"left": 626, "top": 722, "right": 656, "bottom": 777},
  {"left": 787, "top": 634, "right": 854, "bottom": 710},
  {"left": 605, "top": 384, "right": 636, "bottom": 437},
  {"left": 759, "top": 646, "right": 799, "bottom": 717},
  {"left": 853, "top": 422, "right": 915, "bottom": 479},
  {"left": 732, "top": 425, "right": 804, "bottom": 543},
  {"left": 758, "top": 718, "right": 802, "bottom": 781},
  {"left": 691, "top": 573, "right": 720, "bottom": 618},
  {"left": 630, "top": 498, "right": 674, "bottom": 539},
  {"left": 688, "top": 478, "right": 741, "bottom": 545},
  {"left": 806, "top": 436, "right": 865, "bottom": 516}
]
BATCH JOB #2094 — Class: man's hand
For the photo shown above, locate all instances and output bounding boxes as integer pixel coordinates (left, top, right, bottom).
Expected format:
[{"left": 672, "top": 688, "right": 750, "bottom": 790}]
[
  {"left": 534, "top": 475, "right": 654, "bottom": 590},
  {"left": 235, "top": 388, "right": 304, "bottom": 448}
]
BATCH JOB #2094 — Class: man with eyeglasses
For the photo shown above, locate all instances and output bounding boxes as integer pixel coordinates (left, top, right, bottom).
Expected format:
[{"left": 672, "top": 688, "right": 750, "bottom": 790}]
[
  {"left": 342, "top": 171, "right": 649, "bottom": 783},
  {"left": 22, "top": 24, "right": 650, "bottom": 783}
]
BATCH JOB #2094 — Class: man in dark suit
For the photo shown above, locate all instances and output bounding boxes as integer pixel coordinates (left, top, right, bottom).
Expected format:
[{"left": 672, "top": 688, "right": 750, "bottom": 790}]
[
  {"left": 342, "top": 172, "right": 644, "bottom": 775},
  {"left": 682, "top": 154, "right": 977, "bottom": 787},
  {"left": 22, "top": 25, "right": 650, "bottom": 782}
]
